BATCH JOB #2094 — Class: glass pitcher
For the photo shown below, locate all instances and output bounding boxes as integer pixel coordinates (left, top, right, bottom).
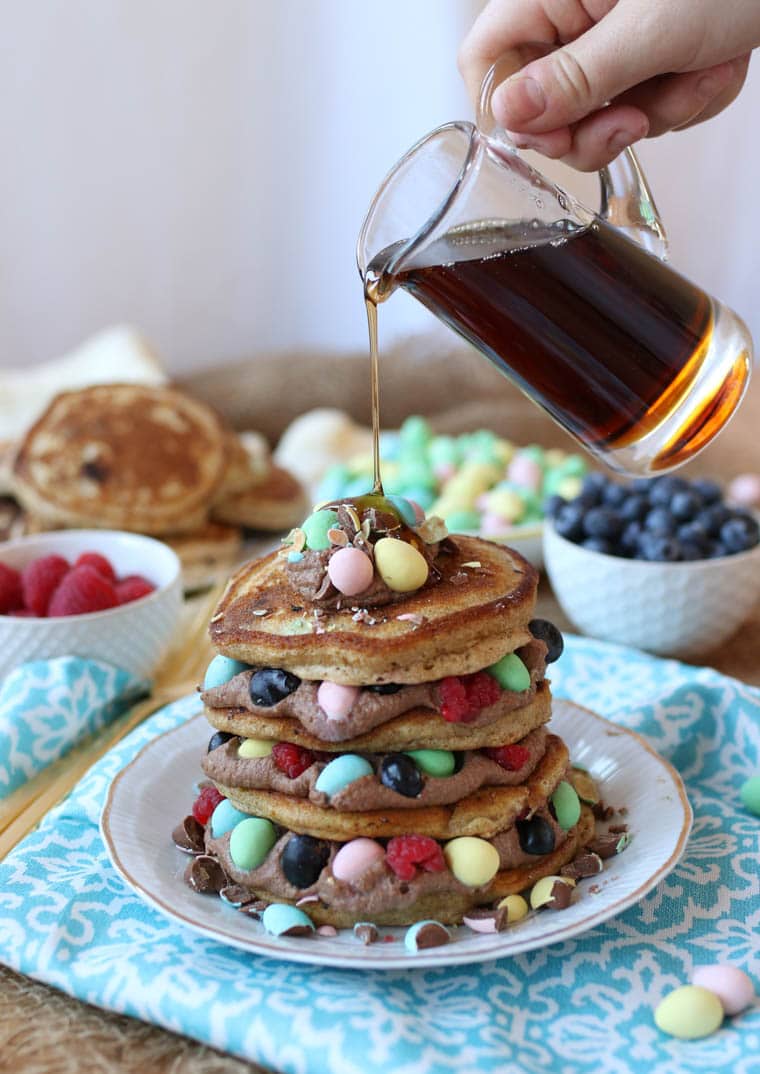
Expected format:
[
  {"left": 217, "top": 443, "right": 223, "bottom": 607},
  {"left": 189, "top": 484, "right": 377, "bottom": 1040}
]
[{"left": 357, "top": 66, "right": 753, "bottom": 476}]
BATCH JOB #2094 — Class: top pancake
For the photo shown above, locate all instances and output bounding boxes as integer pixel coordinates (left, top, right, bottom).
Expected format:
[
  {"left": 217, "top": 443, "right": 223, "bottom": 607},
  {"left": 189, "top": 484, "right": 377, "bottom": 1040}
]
[
  {"left": 12, "top": 384, "right": 228, "bottom": 534},
  {"left": 209, "top": 535, "right": 538, "bottom": 684}
]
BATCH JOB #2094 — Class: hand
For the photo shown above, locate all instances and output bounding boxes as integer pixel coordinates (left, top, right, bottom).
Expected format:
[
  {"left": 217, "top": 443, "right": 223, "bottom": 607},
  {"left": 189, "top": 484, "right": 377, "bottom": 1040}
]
[{"left": 459, "top": 0, "right": 759, "bottom": 170}]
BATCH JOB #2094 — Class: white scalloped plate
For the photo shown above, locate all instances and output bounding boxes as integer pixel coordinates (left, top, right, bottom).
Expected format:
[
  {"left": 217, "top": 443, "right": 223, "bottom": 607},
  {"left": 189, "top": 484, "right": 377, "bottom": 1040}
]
[{"left": 101, "top": 700, "right": 691, "bottom": 969}]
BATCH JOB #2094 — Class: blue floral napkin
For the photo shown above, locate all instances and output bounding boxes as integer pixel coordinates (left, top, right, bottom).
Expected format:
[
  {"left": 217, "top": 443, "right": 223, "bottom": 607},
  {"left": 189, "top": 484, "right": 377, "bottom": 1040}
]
[
  {"left": 0, "top": 637, "right": 758, "bottom": 1074},
  {"left": 0, "top": 658, "right": 147, "bottom": 798}
]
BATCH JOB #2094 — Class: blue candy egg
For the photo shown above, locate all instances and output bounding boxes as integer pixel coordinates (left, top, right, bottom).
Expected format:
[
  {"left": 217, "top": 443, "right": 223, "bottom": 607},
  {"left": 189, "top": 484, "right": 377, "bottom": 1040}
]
[
  {"left": 203, "top": 654, "right": 249, "bottom": 691},
  {"left": 387, "top": 495, "right": 418, "bottom": 527},
  {"left": 401, "top": 486, "right": 435, "bottom": 510},
  {"left": 261, "top": 903, "right": 315, "bottom": 936},
  {"left": 314, "top": 755, "right": 373, "bottom": 798},
  {"left": 404, "top": 919, "right": 450, "bottom": 952},
  {"left": 210, "top": 799, "right": 250, "bottom": 838}
]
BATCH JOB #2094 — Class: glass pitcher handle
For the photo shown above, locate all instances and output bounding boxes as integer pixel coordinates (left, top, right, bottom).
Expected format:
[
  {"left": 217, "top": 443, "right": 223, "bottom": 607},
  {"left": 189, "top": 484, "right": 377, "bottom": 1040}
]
[{"left": 600, "top": 149, "right": 669, "bottom": 260}]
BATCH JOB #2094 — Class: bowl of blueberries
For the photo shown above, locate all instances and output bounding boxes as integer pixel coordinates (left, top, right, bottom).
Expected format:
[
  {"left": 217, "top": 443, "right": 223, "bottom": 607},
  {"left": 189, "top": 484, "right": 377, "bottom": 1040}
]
[{"left": 543, "top": 473, "right": 760, "bottom": 658}]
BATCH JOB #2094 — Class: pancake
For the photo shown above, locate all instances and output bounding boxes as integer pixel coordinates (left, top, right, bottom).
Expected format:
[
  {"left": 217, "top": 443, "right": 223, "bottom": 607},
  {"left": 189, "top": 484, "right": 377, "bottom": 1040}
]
[
  {"left": 12, "top": 384, "right": 228, "bottom": 534},
  {"left": 209, "top": 535, "right": 537, "bottom": 683},
  {"left": 205, "top": 680, "right": 552, "bottom": 753},
  {"left": 165, "top": 521, "right": 243, "bottom": 592},
  {"left": 211, "top": 464, "right": 308, "bottom": 532}
]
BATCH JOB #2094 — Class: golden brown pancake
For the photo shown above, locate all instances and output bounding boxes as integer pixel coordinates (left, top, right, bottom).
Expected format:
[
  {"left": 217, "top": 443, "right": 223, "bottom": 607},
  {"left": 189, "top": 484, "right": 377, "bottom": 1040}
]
[
  {"left": 211, "top": 464, "right": 308, "bottom": 532},
  {"left": 165, "top": 521, "right": 243, "bottom": 592},
  {"left": 209, "top": 535, "right": 538, "bottom": 684}
]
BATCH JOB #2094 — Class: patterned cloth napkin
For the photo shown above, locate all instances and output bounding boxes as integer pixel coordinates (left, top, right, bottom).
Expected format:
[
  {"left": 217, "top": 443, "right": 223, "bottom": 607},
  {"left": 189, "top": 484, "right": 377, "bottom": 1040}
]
[
  {"left": 0, "top": 636, "right": 758, "bottom": 1074},
  {"left": 0, "top": 658, "right": 148, "bottom": 799}
]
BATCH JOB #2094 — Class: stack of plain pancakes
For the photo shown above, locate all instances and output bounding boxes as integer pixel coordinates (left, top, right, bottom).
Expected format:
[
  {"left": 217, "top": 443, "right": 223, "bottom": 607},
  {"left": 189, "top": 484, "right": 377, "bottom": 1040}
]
[{"left": 191, "top": 496, "right": 597, "bottom": 928}]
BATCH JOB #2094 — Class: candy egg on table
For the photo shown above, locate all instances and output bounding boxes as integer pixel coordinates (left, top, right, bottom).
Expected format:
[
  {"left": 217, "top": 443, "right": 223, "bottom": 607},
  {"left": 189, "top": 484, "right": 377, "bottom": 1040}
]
[
  {"left": 228, "top": 816, "right": 277, "bottom": 870},
  {"left": 480, "top": 512, "right": 512, "bottom": 537},
  {"left": 484, "top": 488, "right": 525, "bottom": 524},
  {"left": 692, "top": 965, "right": 755, "bottom": 1015},
  {"left": 654, "top": 985, "right": 724, "bottom": 1039},
  {"left": 327, "top": 546, "right": 374, "bottom": 596},
  {"left": 261, "top": 903, "right": 315, "bottom": 937},
  {"left": 331, "top": 837, "right": 385, "bottom": 881},
  {"left": 443, "top": 836, "right": 500, "bottom": 886},
  {"left": 317, "top": 681, "right": 360, "bottom": 721},
  {"left": 727, "top": 472, "right": 760, "bottom": 508},
  {"left": 315, "top": 754, "right": 373, "bottom": 797},
  {"left": 373, "top": 537, "right": 429, "bottom": 592},
  {"left": 508, "top": 453, "right": 544, "bottom": 491}
]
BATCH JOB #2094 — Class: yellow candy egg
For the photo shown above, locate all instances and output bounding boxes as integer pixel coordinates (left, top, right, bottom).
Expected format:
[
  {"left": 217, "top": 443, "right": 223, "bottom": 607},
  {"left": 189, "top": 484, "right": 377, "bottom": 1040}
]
[
  {"left": 529, "top": 875, "right": 576, "bottom": 909},
  {"left": 443, "top": 836, "right": 500, "bottom": 887},
  {"left": 544, "top": 449, "right": 567, "bottom": 467},
  {"left": 497, "top": 893, "right": 529, "bottom": 923},
  {"left": 238, "top": 738, "right": 274, "bottom": 758},
  {"left": 374, "top": 537, "right": 429, "bottom": 593},
  {"left": 485, "top": 489, "right": 525, "bottom": 522},
  {"left": 557, "top": 475, "right": 583, "bottom": 500},
  {"left": 654, "top": 986, "right": 724, "bottom": 1040}
]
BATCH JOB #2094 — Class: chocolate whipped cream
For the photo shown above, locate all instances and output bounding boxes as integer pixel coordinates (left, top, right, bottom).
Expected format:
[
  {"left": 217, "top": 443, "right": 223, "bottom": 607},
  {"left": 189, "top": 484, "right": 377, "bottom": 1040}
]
[
  {"left": 202, "top": 727, "right": 548, "bottom": 811},
  {"left": 201, "top": 638, "right": 548, "bottom": 743}
]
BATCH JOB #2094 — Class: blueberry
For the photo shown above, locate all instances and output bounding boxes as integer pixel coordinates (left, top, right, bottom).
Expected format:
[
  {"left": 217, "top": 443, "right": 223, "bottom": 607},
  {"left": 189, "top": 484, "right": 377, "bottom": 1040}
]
[
  {"left": 554, "top": 503, "right": 585, "bottom": 542},
  {"left": 620, "top": 521, "right": 644, "bottom": 555},
  {"left": 707, "top": 541, "right": 729, "bottom": 559},
  {"left": 281, "top": 834, "right": 330, "bottom": 889},
  {"left": 578, "top": 473, "right": 607, "bottom": 507},
  {"left": 619, "top": 494, "right": 648, "bottom": 522},
  {"left": 691, "top": 478, "right": 722, "bottom": 504},
  {"left": 720, "top": 515, "right": 760, "bottom": 554},
  {"left": 379, "top": 753, "right": 423, "bottom": 798},
  {"left": 452, "top": 751, "right": 465, "bottom": 774},
  {"left": 638, "top": 534, "right": 681, "bottom": 561},
  {"left": 582, "top": 506, "right": 623, "bottom": 540},
  {"left": 582, "top": 537, "right": 615, "bottom": 555},
  {"left": 516, "top": 815, "right": 556, "bottom": 855},
  {"left": 602, "top": 482, "right": 628, "bottom": 508},
  {"left": 649, "top": 477, "right": 689, "bottom": 506},
  {"left": 543, "top": 494, "right": 566, "bottom": 519},
  {"left": 367, "top": 683, "right": 403, "bottom": 694},
  {"left": 207, "top": 731, "right": 234, "bottom": 753},
  {"left": 670, "top": 490, "right": 702, "bottom": 522},
  {"left": 679, "top": 541, "right": 705, "bottom": 561},
  {"left": 645, "top": 507, "right": 676, "bottom": 537},
  {"left": 677, "top": 521, "right": 709, "bottom": 549},
  {"left": 528, "top": 619, "right": 564, "bottom": 664},
  {"left": 249, "top": 668, "right": 301, "bottom": 707}
]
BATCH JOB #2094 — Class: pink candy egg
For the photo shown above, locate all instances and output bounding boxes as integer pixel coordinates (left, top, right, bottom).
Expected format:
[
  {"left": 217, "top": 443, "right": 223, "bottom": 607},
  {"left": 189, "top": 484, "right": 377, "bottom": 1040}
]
[
  {"left": 727, "top": 473, "right": 760, "bottom": 509},
  {"left": 332, "top": 838, "right": 385, "bottom": 882},
  {"left": 508, "top": 454, "right": 543, "bottom": 491},
  {"left": 481, "top": 512, "right": 510, "bottom": 536},
  {"left": 434, "top": 463, "right": 455, "bottom": 481},
  {"left": 692, "top": 965, "right": 755, "bottom": 1015},
  {"left": 317, "top": 681, "right": 360, "bottom": 720},
  {"left": 327, "top": 547, "right": 374, "bottom": 596}
]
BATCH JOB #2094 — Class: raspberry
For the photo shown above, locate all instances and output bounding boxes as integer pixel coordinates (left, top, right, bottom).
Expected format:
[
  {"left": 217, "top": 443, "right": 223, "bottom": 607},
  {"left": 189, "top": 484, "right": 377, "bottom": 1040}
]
[
  {"left": 21, "top": 555, "right": 70, "bottom": 616},
  {"left": 438, "top": 671, "right": 502, "bottom": 723},
  {"left": 272, "top": 742, "right": 316, "bottom": 779},
  {"left": 115, "top": 575, "right": 155, "bottom": 605},
  {"left": 484, "top": 744, "right": 531, "bottom": 771},
  {"left": 464, "top": 670, "right": 501, "bottom": 712},
  {"left": 74, "top": 551, "right": 117, "bottom": 582},
  {"left": 385, "top": 835, "right": 446, "bottom": 881},
  {"left": 0, "top": 563, "right": 23, "bottom": 613},
  {"left": 47, "top": 564, "right": 118, "bottom": 617},
  {"left": 192, "top": 785, "right": 224, "bottom": 825}
]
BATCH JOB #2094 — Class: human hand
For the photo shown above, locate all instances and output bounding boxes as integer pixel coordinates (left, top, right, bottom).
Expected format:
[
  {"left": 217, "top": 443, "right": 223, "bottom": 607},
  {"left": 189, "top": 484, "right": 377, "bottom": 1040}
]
[{"left": 459, "top": 0, "right": 759, "bottom": 170}]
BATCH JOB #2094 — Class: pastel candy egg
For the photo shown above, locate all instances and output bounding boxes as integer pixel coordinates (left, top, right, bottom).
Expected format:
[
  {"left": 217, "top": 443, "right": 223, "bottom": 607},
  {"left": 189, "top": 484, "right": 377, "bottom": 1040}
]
[
  {"left": 406, "top": 499, "right": 426, "bottom": 524},
  {"left": 443, "top": 836, "right": 500, "bottom": 887},
  {"left": 486, "top": 489, "right": 524, "bottom": 522},
  {"left": 401, "top": 487, "right": 434, "bottom": 511},
  {"left": 740, "top": 775, "right": 760, "bottom": 815},
  {"left": 405, "top": 749, "right": 456, "bottom": 777},
  {"left": 261, "top": 903, "right": 315, "bottom": 937},
  {"left": 480, "top": 512, "right": 511, "bottom": 537},
  {"left": 210, "top": 799, "right": 249, "bottom": 838},
  {"left": 654, "top": 985, "right": 724, "bottom": 1039},
  {"left": 238, "top": 738, "right": 274, "bottom": 759},
  {"left": 692, "top": 965, "right": 755, "bottom": 1015},
  {"left": 317, "top": 681, "right": 360, "bottom": 721},
  {"left": 315, "top": 754, "right": 373, "bottom": 798},
  {"left": 302, "top": 509, "right": 339, "bottom": 550},
  {"left": 433, "top": 463, "right": 456, "bottom": 482},
  {"left": 327, "top": 546, "right": 374, "bottom": 596},
  {"left": 727, "top": 473, "right": 760, "bottom": 507},
  {"left": 508, "top": 454, "right": 543, "bottom": 491},
  {"left": 203, "top": 654, "right": 249, "bottom": 690},
  {"left": 497, "top": 893, "right": 529, "bottom": 923},
  {"left": 487, "top": 652, "right": 531, "bottom": 692},
  {"left": 387, "top": 495, "right": 418, "bottom": 527},
  {"left": 229, "top": 816, "right": 277, "bottom": 870},
  {"left": 556, "top": 453, "right": 586, "bottom": 477},
  {"left": 332, "top": 837, "right": 385, "bottom": 882},
  {"left": 374, "top": 537, "right": 429, "bottom": 592},
  {"left": 444, "top": 509, "right": 481, "bottom": 532},
  {"left": 400, "top": 415, "right": 432, "bottom": 448},
  {"left": 551, "top": 780, "right": 581, "bottom": 830},
  {"left": 556, "top": 475, "right": 583, "bottom": 500},
  {"left": 404, "top": 920, "right": 450, "bottom": 951},
  {"left": 530, "top": 875, "right": 575, "bottom": 909}
]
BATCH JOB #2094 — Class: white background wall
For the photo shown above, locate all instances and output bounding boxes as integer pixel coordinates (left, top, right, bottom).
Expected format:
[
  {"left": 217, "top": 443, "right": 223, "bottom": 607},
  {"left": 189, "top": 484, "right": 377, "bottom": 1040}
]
[{"left": 0, "top": 0, "right": 757, "bottom": 374}]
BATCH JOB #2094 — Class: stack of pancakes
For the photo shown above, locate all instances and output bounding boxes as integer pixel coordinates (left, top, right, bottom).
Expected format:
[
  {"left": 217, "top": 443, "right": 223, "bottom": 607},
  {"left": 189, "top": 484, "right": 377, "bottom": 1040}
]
[
  {"left": 7, "top": 384, "right": 307, "bottom": 588},
  {"left": 189, "top": 499, "right": 597, "bottom": 928}
]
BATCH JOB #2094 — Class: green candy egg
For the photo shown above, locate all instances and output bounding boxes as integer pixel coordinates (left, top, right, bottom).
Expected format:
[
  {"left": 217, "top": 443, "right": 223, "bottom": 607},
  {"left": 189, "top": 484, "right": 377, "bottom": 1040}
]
[
  {"left": 487, "top": 652, "right": 531, "bottom": 692},
  {"left": 397, "top": 460, "right": 436, "bottom": 490},
  {"left": 740, "top": 774, "right": 760, "bottom": 815},
  {"left": 654, "top": 986, "right": 724, "bottom": 1040},
  {"left": 302, "top": 509, "right": 339, "bottom": 551},
  {"left": 556, "top": 453, "right": 587, "bottom": 477},
  {"left": 551, "top": 780, "right": 581, "bottom": 830},
  {"left": 400, "top": 415, "right": 432, "bottom": 448},
  {"left": 518, "top": 444, "right": 545, "bottom": 466},
  {"left": 406, "top": 749, "right": 456, "bottom": 777},
  {"left": 444, "top": 509, "right": 481, "bottom": 532},
  {"left": 430, "top": 436, "right": 459, "bottom": 466},
  {"left": 229, "top": 817, "right": 277, "bottom": 871}
]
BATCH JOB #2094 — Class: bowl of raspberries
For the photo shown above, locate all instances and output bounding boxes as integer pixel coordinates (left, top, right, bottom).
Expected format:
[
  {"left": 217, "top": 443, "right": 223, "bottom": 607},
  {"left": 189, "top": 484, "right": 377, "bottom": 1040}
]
[
  {"left": 543, "top": 474, "right": 760, "bottom": 658},
  {"left": 0, "top": 530, "right": 182, "bottom": 680}
]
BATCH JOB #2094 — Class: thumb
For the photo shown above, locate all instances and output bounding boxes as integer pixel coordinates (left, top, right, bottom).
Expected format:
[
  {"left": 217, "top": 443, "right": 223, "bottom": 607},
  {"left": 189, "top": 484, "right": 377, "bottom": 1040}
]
[{"left": 491, "top": 5, "right": 671, "bottom": 133}]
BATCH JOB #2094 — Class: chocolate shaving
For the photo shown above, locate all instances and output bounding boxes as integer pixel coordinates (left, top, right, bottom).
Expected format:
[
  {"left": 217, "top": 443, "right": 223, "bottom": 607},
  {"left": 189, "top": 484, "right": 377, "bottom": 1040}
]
[
  {"left": 327, "top": 527, "right": 348, "bottom": 547},
  {"left": 314, "top": 571, "right": 335, "bottom": 601},
  {"left": 412, "top": 922, "right": 449, "bottom": 949},
  {"left": 561, "top": 852, "right": 604, "bottom": 880},
  {"left": 172, "top": 815, "right": 205, "bottom": 855},
  {"left": 608, "top": 824, "right": 628, "bottom": 834},
  {"left": 549, "top": 879, "right": 574, "bottom": 910},
  {"left": 337, "top": 504, "right": 359, "bottom": 539},
  {"left": 184, "top": 855, "right": 228, "bottom": 894},
  {"left": 592, "top": 801, "right": 615, "bottom": 821},
  {"left": 586, "top": 833, "right": 628, "bottom": 860},
  {"left": 219, "top": 884, "right": 256, "bottom": 908},
  {"left": 353, "top": 923, "right": 379, "bottom": 945}
]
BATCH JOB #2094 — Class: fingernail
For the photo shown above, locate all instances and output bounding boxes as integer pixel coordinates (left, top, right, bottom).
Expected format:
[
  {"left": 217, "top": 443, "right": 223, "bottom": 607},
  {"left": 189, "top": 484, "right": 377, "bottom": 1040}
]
[
  {"left": 508, "top": 131, "right": 544, "bottom": 151},
  {"left": 607, "top": 129, "right": 635, "bottom": 156},
  {"left": 496, "top": 76, "right": 546, "bottom": 124},
  {"left": 697, "top": 72, "right": 727, "bottom": 99}
]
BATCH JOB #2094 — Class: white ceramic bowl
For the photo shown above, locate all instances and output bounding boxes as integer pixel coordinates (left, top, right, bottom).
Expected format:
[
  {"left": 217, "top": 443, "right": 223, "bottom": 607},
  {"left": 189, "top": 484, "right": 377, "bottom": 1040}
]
[
  {"left": 0, "top": 530, "right": 183, "bottom": 681},
  {"left": 543, "top": 522, "right": 760, "bottom": 659}
]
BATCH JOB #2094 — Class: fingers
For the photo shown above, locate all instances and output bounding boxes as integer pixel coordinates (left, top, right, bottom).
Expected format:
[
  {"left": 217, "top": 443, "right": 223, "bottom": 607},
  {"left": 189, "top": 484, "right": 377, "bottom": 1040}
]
[
  {"left": 674, "top": 54, "right": 751, "bottom": 130},
  {"left": 509, "top": 105, "right": 649, "bottom": 171},
  {"left": 618, "top": 61, "right": 741, "bottom": 137}
]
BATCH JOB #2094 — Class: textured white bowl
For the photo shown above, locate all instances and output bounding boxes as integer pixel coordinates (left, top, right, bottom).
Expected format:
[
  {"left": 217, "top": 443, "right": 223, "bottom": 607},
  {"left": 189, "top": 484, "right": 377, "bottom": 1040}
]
[
  {"left": 0, "top": 530, "right": 182, "bottom": 682},
  {"left": 543, "top": 522, "right": 760, "bottom": 658}
]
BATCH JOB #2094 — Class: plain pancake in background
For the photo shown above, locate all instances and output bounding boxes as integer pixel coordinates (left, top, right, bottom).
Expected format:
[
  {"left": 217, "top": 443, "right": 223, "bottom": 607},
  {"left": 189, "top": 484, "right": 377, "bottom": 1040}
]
[
  {"left": 211, "top": 464, "right": 308, "bottom": 532},
  {"left": 12, "top": 384, "right": 228, "bottom": 534},
  {"left": 214, "top": 430, "right": 271, "bottom": 500},
  {"left": 209, "top": 535, "right": 537, "bottom": 683},
  {"left": 165, "top": 521, "right": 243, "bottom": 592}
]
